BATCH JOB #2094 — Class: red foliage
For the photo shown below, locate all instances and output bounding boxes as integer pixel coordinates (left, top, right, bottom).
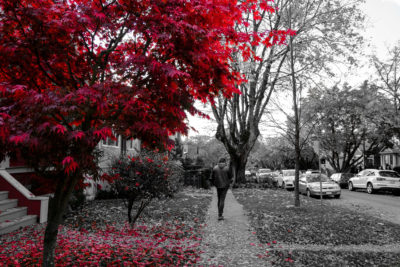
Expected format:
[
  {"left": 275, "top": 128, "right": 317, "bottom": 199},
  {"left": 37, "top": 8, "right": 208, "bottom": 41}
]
[
  {"left": 0, "top": 0, "right": 294, "bottom": 183},
  {"left": 0, "top": 223, "right": 202, "bottom": 266},
  {"left": 0, "top": 0, "right": 243, "bottom": 178}
]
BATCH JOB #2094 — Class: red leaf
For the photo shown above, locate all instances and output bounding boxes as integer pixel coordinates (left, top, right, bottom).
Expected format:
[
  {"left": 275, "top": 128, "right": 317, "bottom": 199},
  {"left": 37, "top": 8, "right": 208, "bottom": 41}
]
[
  {"left": 10, "top": 134, "right": 29, "bottom": 145},
  {"left": 71, "top": 131, "right": 85, "bottom": 141},
  {"left": 53, "top": 125, "right": 66, "bottom": 135},
  {"left": 62, "top": 156, "right": 79, "bottom": 175},
  {"left": 94, "top": 127, "right": 112, "bottom": 140}
]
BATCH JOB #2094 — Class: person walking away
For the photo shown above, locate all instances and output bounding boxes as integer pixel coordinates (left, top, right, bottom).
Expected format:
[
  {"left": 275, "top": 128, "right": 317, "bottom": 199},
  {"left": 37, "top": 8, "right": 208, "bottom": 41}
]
[{"left": 209, "top": 157, "right": 232, "bottom": 221}]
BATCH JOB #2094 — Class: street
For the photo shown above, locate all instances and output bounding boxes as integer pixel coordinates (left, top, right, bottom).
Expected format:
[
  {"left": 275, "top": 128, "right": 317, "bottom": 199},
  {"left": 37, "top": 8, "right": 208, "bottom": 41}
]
[{"left": 330, "top": 189, "right": 400, "bottom": 225}]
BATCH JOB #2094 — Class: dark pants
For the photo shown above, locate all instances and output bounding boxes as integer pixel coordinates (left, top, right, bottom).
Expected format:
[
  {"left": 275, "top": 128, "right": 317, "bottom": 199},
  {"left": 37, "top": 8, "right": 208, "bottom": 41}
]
[{"left": 217, "top": 188, "right": 229, "bottom": 216}]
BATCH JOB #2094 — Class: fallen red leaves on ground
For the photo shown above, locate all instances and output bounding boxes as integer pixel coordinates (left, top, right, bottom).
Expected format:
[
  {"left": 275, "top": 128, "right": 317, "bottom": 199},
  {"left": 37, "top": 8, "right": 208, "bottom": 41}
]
[
  {"left": 0, "top": 187, "right": 212, "bottom": 266},
  {"left": 0, "top": 223, "right": 201, "bottom": 266}
]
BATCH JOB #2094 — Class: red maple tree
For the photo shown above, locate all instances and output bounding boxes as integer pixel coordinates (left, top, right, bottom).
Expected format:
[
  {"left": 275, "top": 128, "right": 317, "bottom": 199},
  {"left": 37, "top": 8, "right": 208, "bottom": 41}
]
[{"left": 0, "top": 0, "right": 243, "bottom": 265}]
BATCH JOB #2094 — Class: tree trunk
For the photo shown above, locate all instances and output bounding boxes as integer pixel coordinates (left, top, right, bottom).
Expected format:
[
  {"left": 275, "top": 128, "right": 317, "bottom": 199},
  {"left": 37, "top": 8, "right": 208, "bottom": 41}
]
[
  {"left": 289, "top": 31, "right": 301, "bottom": 207},
  {"left": 120, "top": 138, "right": 127, "bottom": 156},
  {"left": 131, "top": 198, "right": 151, "bottom": 226},
  {"left": 294, "top": 145, "right": 301, "bottom": 207},
  {"left": 42, "top": 174, "right": 79, "bottom": 267},
  {"left": 127, "top": 195, "right": 136, "bottom": 223},
  {"left": 42, "top": 213, "right": 60, "bottom": 267},
  {"left": 229, "top": 154, "right": 248, "bottom": 184}
]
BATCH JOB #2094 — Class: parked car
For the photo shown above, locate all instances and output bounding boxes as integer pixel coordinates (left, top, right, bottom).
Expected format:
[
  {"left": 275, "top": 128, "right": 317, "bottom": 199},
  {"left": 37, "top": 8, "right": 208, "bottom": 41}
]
[
  {"left": 348, "top": 169, "right": 400, "bottom": 194},
  {"left": 299, "top": 173, "right": 341, "bottom": 198},
  {"left": 270, "top": 171, "right": 279, "bottom": 187},
  {"left": 245, "top": 170, "right": 256, "bottom": 183},
  {"left": 256, "top": 168, "right": 272, "bottom": 183},
  {"left": 277, "top": 169, "right": 295, "bottom": 190},
  {"left": 305, "top": 169, "right": 320, "bottom": 175},
  {"left": 330, "top": 173, "right": 354, "bottom": 188}
]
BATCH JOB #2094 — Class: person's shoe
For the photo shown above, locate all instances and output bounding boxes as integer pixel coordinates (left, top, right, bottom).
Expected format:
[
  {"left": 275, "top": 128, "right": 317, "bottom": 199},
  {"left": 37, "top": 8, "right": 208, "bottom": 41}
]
[{"left": 218, "top": 215, "right": 224, "bottom": 221}]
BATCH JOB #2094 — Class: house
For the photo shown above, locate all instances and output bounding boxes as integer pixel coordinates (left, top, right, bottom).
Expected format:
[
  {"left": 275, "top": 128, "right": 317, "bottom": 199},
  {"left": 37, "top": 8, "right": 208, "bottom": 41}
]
[
  {"left": 0, "top": 136, "right": 141, "bottom": 234},
  {"left": 0, "top": 155, "right": 49, "bottom": 234},
  {"left": 379, "top": 145, "right": 400, "bottom": 169}
]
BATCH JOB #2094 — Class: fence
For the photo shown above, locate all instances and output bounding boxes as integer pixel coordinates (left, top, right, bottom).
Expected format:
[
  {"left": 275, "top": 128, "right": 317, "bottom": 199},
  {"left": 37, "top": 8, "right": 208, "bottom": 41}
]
[{"left": 183, "top": 165, "right": 211, "bottom": 189}]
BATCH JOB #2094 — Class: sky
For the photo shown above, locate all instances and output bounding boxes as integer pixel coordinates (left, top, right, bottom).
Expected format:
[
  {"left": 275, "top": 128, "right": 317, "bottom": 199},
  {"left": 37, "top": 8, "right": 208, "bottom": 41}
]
[
  {"left": 363, "top": 0, "right": 400, "bottom": 54},
  {"left": 186, "top": 0, "right": 400, "bottom": 139}
]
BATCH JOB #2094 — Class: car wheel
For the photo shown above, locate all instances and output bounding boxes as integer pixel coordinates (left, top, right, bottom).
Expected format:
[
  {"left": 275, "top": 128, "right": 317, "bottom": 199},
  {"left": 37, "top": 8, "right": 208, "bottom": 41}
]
[
  {"left": 366, "top": 183, "right": 375, "bottom": 194},
  {"left": 306, "top": 189, "right": 311, "bottom": 198},
  {"left": 282, "top": 182, "right": 285, "bottom": 189},
  {"left": 348, "top": 182, "right": 354, "bottom": 191},
  {"left": 367, "top": 183, "right": 374, "bottom": 194},
  {"left": 334, "top": 194, "right": 341, "bottom": 199}
]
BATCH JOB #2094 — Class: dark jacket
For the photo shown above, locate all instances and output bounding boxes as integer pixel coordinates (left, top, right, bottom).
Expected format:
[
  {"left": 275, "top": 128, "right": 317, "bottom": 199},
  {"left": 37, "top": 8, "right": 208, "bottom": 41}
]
[{"left": 210, "top": 165, "right": 232, "bottom": 188}]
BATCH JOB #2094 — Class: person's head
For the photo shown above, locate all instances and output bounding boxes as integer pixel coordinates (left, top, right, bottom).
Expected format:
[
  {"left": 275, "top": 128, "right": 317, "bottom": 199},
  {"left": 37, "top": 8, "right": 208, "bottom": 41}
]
[{"left": 218, "top": 157, "right": 226, "bottom": 168}]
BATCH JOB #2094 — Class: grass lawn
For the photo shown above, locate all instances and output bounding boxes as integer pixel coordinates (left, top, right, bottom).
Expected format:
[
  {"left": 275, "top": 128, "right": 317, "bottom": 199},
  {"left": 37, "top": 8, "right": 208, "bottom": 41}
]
[
  {"left": 0, "top": 187, "right": 212, "bottom": 266},
  {"left": 233, "top": 188, "right": 400, "bottom": 266}
]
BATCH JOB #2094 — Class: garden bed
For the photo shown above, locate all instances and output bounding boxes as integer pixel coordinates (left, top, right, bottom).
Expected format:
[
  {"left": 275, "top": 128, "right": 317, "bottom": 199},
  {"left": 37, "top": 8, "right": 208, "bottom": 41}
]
[
  {"left": 0, "top": 187, "right": 212, "bottom": 266},
  {"left": 234, "top": 188, "right": 400, "bottom": 266}
]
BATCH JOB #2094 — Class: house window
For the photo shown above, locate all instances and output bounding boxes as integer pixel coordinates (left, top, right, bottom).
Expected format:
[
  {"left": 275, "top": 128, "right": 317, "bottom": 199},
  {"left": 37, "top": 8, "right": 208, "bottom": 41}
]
[{"left": 102, "top": 135, "right": 119, "bottom": 147}]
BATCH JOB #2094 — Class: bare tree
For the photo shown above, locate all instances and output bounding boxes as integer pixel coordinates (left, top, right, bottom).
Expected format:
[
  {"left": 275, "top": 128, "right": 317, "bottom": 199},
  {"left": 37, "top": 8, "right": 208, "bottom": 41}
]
[
  {"left": 211, "top": 0, "right": 293, "bottom": 183},
  {"left": 212, "top": 0, "right": 365, "bottom": 186},
  {"left": 372, "top": 43, "right": 400, "bottom": 114},
  {"left": 275, "top": 0, "right": 365, "bottom": 206}
]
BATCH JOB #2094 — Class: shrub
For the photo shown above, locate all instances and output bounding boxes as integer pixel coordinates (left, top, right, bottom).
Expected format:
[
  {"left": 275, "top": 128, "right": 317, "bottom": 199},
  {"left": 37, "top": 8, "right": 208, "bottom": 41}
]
[{"left": 105, "top": 150, "right": 184, "bottom": 224}]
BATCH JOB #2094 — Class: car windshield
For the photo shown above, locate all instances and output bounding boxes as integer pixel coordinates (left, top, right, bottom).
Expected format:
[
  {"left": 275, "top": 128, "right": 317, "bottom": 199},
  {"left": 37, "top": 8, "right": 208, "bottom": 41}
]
[
  {"left": 342, "top": 173, "right": 354, "bottom": 178},
  {"left": 307, "top": 174, "right": 329, "bottom": 183},
  {"left": 259, "top": 169, "right": 271, "bottom": 173},
  {"left": 283, "top": 170, "right": 295, "bottom": 176},
  {"left": 378, "top": 171, "right": 400, "bottom": 178}
]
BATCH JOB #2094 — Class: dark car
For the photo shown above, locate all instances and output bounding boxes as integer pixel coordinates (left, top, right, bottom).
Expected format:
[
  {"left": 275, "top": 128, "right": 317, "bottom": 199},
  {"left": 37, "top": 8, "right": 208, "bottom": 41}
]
[{"left": 330, "top": 173, "right": 354, "bottom": 188}]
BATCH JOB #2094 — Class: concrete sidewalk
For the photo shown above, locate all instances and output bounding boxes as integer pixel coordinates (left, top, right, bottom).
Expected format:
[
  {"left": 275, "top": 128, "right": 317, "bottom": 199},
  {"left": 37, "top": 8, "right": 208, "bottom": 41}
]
[{"left": 198, "top": 187, "right": 272, "bottom": 266}]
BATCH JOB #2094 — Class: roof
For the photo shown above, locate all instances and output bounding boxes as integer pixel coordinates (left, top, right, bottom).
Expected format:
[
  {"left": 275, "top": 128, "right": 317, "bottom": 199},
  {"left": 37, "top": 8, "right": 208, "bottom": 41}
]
[{"left": 379, "top": 146, "right": 400, "bottom": 155}]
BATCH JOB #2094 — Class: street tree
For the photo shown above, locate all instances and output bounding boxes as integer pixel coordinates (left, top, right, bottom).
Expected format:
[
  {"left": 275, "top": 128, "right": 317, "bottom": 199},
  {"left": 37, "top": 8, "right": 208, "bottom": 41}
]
[
  {"left": 271, "top": 0, "right": 365, "bottom": 206},
  {"left": 211, "top": 0, "right": 296, "bottom": 183},
  {"left": 302, "top": 82, "right": 391, "bottom": 173},
  {"left": 0, "top": 0, "right": 242, "bottom": 265},
  {"left": 211, "top": 0, "right": 365, "bottom": 185}
]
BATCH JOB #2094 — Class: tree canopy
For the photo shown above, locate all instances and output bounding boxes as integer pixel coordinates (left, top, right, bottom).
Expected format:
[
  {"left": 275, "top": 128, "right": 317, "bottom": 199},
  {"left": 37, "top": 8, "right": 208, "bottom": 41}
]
[{"left": 302, "top": 82, "right": 392, "bottom": 172}]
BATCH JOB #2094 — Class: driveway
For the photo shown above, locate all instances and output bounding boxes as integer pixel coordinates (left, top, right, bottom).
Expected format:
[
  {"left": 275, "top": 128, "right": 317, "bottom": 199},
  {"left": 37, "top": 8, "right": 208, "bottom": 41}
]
[{"left": 328, "top": 189, "right": 400, "bottom": 225}]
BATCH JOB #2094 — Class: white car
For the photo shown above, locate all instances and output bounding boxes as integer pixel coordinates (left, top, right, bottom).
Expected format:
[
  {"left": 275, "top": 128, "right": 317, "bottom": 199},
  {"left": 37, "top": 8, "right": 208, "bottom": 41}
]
[
  {"left": 305, "top": 170, "right": 320, "bottom": 175},
  {"left": 348, "top": 169, "right": 400, "bottom": 194},
  {"left": 299, "top": 173, "right": 341, "bottom": 198},
  {"left": 277, "top": 169, "right": 295, "bottom": 190}
]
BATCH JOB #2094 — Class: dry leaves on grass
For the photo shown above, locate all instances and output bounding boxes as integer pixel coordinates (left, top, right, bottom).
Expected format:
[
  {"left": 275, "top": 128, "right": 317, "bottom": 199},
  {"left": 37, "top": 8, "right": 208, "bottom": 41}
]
[
  {"left": 234, "top": 188, "right": 400, "bottom": 246},
  {"left": 233, "top": 188, "right": 400, "bottom": 266}
]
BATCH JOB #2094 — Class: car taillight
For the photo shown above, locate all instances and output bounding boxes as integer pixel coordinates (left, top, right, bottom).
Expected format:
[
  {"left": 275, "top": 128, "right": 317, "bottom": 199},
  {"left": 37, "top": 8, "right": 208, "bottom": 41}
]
[{"left": 376, "top": 177, "right": 386, "bottom": 181}]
